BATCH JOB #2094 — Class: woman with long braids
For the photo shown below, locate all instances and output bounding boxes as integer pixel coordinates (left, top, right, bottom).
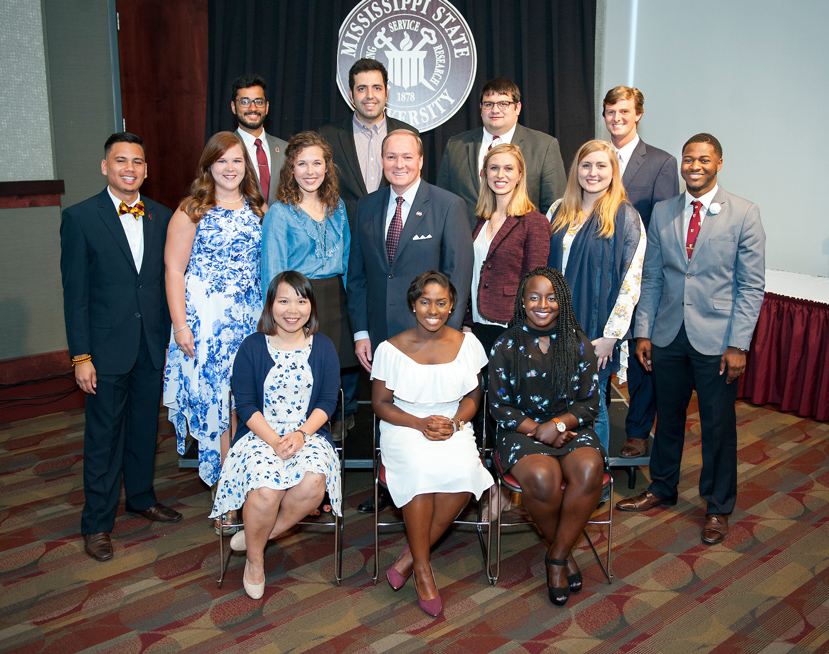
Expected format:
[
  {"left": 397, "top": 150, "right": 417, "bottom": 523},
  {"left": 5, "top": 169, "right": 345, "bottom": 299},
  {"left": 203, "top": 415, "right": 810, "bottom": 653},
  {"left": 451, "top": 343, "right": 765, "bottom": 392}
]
[{"left": 488, "top": 267, "right": 607, "bottom": 606}]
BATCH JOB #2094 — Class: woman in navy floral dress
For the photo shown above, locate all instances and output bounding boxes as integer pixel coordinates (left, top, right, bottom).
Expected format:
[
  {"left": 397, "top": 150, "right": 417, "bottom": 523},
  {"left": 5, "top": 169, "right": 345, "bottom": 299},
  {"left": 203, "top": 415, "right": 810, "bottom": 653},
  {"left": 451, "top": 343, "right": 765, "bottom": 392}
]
[
  {"left": 489, "top": 267, "right": 607, "bottom": 607},
  {"left": 210, "top": 271, "right": 341, "bottom": 600},
  {"left": 164, "top": 132, "right": 265, "bottom": 528}
]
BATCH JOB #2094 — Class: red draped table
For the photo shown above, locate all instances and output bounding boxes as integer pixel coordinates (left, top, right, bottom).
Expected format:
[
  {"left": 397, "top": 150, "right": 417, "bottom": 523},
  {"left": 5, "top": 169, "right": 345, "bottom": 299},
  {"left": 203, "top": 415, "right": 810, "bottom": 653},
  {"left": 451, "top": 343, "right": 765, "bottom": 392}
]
[{"left": 738, "top": 271, "right": 829, "bottom": 421}]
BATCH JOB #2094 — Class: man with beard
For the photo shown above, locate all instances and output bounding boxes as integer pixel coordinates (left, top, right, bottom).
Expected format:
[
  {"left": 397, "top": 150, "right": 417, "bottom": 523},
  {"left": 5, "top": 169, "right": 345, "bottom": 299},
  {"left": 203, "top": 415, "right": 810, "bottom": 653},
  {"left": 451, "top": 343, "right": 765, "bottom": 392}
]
[{"left": 231, "top": 74, "right": 288, "bottom": 205}]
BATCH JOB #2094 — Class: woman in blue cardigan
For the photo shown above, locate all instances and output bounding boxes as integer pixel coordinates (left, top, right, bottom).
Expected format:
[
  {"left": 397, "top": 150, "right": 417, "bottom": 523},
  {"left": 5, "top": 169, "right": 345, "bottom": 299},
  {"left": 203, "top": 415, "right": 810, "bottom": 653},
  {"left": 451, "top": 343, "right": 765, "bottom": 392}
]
[{"left": 209, "top": 271, "right": 341, "bottom": 600}]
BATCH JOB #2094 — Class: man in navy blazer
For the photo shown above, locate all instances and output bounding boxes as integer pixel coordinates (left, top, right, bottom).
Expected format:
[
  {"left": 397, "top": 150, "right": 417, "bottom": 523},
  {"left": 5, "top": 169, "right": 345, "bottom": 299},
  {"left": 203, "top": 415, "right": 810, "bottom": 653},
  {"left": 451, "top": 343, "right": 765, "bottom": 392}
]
[
  {"left": 437, "top": 77, "right": 566, "bottom": 231},
  {"left": 616, "top": 134, "right": 765, "bottom": 546},
  {"left": 348, "top": 129, "right": 473, "bottom": 365},
  {"left": 60, "top": 133, "right": 182, "bottom": 561},
  {"left": 602, "top": 86, "right": 680, "bottom": 458}
]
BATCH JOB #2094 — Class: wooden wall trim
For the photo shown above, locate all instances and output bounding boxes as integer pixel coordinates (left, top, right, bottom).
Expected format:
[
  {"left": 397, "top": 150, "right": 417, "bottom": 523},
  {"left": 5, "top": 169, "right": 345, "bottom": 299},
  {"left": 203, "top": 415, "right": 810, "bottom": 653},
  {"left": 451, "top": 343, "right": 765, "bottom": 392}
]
[
  {"left": 0, "top": 180, "right": 65, "bottom": 209},
  {"left": 0, "top": 349, "right": 73, "bottom": 385}
]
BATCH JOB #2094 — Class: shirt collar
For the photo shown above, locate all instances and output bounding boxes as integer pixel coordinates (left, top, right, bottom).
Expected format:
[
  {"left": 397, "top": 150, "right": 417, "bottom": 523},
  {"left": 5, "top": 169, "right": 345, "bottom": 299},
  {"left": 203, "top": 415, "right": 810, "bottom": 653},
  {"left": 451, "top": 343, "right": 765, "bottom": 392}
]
[
  {"left": 392, "top": 178, "right": 422, "bottom": 206},
  {"left": 352, "top": 112, "right": 387, "bottom": 134},
  {"left": 483, "top": 123, "right": 517, "bottom": 146},
  {"left": 108, "top": 186, "right": 142, "bottom": 212},
  {"left": 685, "top": 184, "right": 719, "bottom": 211},
  {"left": 237, "top": 127, "right": 265, "bottom": 147},
  {"left": 616, "top": 134, "right": 640, "bottom": 163}
]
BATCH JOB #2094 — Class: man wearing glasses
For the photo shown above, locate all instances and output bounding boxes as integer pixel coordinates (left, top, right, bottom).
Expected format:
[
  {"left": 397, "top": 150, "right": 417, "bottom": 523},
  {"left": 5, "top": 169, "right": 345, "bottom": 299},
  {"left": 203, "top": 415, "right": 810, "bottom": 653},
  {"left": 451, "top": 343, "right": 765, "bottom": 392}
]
[
  {"left": 437, "top": 77, "right": 566, "bottom": 230},
  {"left": 230, "top": 73, "right": 288, "bottom": 205}
]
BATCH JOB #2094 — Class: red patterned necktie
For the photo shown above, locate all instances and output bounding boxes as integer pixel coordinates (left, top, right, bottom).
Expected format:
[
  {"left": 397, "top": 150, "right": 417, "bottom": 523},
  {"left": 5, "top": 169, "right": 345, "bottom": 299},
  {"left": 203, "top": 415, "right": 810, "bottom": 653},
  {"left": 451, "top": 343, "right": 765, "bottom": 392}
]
[
  {"left": 118, "top": 201, "right": 144, "bottom": 219},
  {"left": 386, "top": 196, "right": 404, "bottom": 263},
  {"left": 686, "top": 200, "right": 702, "bottom": 260},
  {"left": 254, "top": 138, "right": 270, "bottom": 200},
  {"left": 480, "top": 135, "right": 500, "bottom": 177}
]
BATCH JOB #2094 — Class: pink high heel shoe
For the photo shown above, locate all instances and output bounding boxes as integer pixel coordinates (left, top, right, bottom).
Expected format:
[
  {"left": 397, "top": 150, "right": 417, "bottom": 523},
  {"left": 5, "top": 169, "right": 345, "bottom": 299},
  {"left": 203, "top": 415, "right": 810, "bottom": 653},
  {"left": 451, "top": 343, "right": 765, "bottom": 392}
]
[
  {"left": 386, "top": 544, "right": 411, "bottom": 590},
  {"left": 413, "top": 566, "right": 442, "bottom": 617}
]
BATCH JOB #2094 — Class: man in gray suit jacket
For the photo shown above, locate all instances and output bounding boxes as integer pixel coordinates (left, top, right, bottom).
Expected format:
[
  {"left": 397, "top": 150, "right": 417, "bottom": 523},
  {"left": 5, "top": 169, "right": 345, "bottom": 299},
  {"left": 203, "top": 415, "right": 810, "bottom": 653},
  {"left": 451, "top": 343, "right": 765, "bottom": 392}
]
[
  {"left": 231, "top": 74, "right": 287, "bottom": 205},
  {"left": 616, "top": 134, "right": 765, "bottom": 546},
  {"left": 348, "top": 129, "right": 473, "bottom": 369},
  {"left": 437, "top": 77, "right": 566, "bottom": 231},
  {"left": 602, "top": 86, "right": 680, "bottom": 458}
]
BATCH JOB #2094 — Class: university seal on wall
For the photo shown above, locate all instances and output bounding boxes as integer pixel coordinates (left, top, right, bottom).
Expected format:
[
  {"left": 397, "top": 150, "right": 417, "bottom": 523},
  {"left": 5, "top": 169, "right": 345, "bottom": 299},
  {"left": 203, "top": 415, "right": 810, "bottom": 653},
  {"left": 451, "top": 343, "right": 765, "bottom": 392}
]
[{"left": 336, "top": 0, "right": 477, "bottom": 131}]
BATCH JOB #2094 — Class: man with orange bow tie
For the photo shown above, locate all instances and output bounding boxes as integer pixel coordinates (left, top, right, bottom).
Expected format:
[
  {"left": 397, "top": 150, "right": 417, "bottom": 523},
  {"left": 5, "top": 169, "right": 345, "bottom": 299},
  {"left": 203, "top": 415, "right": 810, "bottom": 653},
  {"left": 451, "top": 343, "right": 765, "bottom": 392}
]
[{"left": 60, "top": 132, "right": 181, "bottom": 562}]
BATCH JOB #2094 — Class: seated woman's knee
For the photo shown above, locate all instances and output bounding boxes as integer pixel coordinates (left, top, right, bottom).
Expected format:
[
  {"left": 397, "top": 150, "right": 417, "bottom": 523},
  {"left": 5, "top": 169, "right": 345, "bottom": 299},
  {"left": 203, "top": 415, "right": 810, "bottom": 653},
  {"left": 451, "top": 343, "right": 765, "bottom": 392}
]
[
  {"left": 295, "top": 472, "right": 326, "bottom": 501},
  {"left": 517, "top": 463, "right": 562, "bottom": 500}
]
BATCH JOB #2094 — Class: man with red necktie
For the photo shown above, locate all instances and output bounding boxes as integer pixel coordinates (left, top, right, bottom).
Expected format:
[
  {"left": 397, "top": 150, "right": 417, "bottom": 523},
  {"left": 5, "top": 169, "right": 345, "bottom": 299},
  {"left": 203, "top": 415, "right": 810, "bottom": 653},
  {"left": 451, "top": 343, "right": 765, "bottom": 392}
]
[
  {"left": 230, "top": 73, "right": 288, "bottom": 205},
  {"left": 60, "top": 132, "right": 181, "bottom": 562},
  {"left": 615, "top": 133, "right": 766, "bottom": 545}
]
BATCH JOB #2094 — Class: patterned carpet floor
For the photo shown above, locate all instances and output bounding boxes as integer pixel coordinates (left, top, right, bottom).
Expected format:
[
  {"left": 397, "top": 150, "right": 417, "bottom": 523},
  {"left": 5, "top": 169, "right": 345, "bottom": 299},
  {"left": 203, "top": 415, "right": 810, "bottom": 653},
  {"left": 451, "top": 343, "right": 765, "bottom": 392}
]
[{"left": 1, "top": 399, "right": 827, "bottom": 653}]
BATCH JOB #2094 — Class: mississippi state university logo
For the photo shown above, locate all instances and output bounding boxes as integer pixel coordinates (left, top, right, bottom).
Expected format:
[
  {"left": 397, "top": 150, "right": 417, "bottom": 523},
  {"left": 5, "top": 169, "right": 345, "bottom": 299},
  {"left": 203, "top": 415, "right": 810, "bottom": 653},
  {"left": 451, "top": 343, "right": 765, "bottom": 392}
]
[{"left": 336, "top": 0, "right": 477, "bottom": 131}]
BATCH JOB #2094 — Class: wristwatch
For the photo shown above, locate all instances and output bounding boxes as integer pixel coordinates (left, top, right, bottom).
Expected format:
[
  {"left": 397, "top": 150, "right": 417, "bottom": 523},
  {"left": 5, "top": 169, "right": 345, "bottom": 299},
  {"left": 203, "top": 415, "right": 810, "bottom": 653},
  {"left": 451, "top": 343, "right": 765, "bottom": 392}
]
[{"left": 552, "top": 417, "right": 567, "bottom": 433}]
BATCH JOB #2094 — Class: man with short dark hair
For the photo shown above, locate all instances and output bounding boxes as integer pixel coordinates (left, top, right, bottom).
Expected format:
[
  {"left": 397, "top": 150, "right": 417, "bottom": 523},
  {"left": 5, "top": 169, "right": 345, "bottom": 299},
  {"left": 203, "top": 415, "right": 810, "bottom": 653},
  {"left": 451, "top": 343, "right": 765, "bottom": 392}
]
[
  {"left": 437, "top": 77, "right": 566, "bottom": 230},
  {"left": 616, "top": 134, "right": 765, "bottom": 546},
  {"left": 231, "top": 73, "right": 288, "bottom": 205},
  {"left": 347, "top": 129, "right": 473, "bottom": 512},
  {"left": 601, "top": 85, "right": 680, "bottom": 458},
  {"left": 319, "top": 59, "right": 417, "bottom": 444},
  {"left": 60, "top": 133, "right": 182, "bottom": 562}
]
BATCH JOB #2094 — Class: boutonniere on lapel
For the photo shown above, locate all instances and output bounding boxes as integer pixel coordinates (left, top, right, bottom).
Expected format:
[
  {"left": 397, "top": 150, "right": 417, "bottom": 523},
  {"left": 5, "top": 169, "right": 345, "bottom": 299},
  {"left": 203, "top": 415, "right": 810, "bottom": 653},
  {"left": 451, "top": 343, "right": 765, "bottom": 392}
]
[
  {"left": 708, "top": 203, "right": 721, "bottom": 215},
  {"left": 416, "top": 211, "right": 423, "bottom": 216}
]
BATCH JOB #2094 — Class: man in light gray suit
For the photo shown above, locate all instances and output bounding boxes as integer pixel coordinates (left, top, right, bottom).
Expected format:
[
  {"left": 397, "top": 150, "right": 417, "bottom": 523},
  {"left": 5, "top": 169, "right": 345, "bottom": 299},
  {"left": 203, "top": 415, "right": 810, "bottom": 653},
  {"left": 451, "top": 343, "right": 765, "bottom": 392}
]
[
  {"left": 616, "top": 133, "right": 765, "bottom": 546},
  {"left": 231, "top": 74, "right": 288, "bottom": 205},
  {"left": 348, "top": 129, "right": 473, "bottom": 370},
  {"left": 437, "top": 77, "right": 566, "bottom": 231}
]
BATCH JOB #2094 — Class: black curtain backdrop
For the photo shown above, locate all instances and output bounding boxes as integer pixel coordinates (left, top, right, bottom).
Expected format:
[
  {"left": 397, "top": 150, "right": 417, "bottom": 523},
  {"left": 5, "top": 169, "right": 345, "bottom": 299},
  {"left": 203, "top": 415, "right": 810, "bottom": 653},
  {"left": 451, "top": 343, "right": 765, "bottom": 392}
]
[{"left": 206, "top": 0, "right": 596, "bottom": 183}]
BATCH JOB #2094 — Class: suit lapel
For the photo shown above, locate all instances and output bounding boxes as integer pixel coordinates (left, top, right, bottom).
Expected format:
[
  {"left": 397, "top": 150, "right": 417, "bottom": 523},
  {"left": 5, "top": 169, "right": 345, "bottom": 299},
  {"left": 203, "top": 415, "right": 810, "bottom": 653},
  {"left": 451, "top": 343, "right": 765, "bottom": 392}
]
[
  {"left": 691, "top": 188, "right": 727, "bottom": 263},
  {"left": 622, "top": 139, "right": 646, "bottom": 186},
  {"left": 465, "top": 129, "right": 483, "bottom": 181},
  {"left": 340, "top": 116, "right": 369, "bottom": 197},
  {"left": 487, "top": 215, "right": 519, "bottom": 257},
  {"left": 393, "top": 182, "right": 428, "bottom": 261},
  {"left": 98, "top": 190, "right": 138, "bottom": 274},
  {"left": 139, "top": 199, "right": 156, "bottom": 278},
  {"left": 671, "top": 195, "right": 688, "bottom": 260},
  {"left": 373, "top": 187, "right": 392, "bottom": 265}
]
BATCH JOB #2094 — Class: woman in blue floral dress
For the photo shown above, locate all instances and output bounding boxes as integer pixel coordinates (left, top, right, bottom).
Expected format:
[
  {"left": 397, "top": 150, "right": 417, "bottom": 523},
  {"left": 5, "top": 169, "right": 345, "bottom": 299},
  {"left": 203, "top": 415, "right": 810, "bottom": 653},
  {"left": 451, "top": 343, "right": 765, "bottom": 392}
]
[
  {"left": 210, "top": 271, "right": 341, "bottom": 600},
  {"left": 488, "top": 267, "right": 607, "bottom": 607},
  {"left": 164, "top": 131, "right": 265, "bottom": 519}
]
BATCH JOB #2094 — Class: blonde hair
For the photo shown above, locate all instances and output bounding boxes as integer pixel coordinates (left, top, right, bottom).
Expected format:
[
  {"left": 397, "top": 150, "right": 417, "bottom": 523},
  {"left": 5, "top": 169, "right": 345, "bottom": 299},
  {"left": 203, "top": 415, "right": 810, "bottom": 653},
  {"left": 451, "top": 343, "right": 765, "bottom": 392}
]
[
  {"left": 551, "top": 140, "right": 626, "bottom": 239},
  {"left": 475, "top": 143, "right": 535, "bottom": 220}
]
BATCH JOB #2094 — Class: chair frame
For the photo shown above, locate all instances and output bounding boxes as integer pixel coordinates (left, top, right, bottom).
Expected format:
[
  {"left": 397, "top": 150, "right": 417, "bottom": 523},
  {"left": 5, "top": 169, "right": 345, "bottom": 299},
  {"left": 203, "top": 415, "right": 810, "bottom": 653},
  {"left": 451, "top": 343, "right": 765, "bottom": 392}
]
[
  {"left": 490, "top": 447, "right": 614, "bottom": 586},
  {"left": 371, "top": 397, "right": 494, "bottom": 585},
  {"left": 217, "top": 389, "right": 346, "bottom": 587}
]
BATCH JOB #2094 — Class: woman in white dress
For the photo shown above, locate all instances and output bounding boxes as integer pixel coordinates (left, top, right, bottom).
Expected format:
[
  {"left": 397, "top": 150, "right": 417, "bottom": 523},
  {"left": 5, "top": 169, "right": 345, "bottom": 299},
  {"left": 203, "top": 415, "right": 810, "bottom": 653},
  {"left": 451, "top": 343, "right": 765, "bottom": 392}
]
[
  {"left": 209, "top": 271, "right": 341, "bottom": 600},
  {"left": 371, "top": 271, "right": 494, "bottom": 617}
]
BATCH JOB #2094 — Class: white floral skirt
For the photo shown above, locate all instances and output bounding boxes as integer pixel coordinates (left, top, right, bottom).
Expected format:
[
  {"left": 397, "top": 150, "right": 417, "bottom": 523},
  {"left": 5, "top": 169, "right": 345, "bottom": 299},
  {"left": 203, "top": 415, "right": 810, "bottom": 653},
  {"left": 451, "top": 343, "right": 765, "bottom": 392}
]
[{"left": 209, "top": 432, "right": 342, "bottom": 518}]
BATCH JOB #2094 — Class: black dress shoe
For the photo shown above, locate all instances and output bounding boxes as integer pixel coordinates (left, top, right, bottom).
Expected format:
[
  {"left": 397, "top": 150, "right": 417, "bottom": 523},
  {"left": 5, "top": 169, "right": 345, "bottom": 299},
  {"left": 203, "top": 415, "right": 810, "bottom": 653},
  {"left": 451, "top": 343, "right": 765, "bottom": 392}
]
[
  {"left": 130, "top": 503, "right": 183, "bottom": 523},
  {"left": 358, "top": 488, "right": 391, "bottom": 514},
  {"left": 84, "top": 532, "right": 113, "bottom": 561}
]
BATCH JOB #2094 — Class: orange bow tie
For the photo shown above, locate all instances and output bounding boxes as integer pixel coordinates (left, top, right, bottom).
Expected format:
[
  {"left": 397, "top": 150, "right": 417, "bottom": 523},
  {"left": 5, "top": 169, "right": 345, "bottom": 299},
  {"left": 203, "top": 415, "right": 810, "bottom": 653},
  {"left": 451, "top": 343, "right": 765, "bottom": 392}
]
[{"left": 118, "top": 201, "right": 145, "bottom": 219}]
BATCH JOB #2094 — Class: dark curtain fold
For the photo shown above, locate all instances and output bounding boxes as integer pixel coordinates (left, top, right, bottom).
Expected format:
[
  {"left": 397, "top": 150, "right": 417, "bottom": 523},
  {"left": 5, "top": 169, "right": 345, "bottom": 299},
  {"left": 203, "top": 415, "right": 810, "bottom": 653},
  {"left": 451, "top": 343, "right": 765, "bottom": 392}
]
[
  {"left": 739, "top": 293, "right": 829, "bottom": 421},
  {"left": 206, "top": 0, "right": 596, "bottom": 183}
]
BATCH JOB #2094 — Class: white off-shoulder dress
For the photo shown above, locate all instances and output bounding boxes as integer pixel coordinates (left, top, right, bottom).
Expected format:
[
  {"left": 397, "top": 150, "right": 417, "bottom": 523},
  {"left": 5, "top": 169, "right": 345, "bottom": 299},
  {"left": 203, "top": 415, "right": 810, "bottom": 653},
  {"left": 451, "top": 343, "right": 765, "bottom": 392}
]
[{"left": 371, "top": 332, "right": 494, "bottom": 508}]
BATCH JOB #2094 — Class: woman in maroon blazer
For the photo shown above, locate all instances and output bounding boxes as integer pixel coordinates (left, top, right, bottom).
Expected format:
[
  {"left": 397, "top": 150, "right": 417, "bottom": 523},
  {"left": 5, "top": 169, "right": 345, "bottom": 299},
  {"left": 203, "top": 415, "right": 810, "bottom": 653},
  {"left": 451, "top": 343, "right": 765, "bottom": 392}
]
[{"left": 467, "top": 143, "right": 552, "bottom": 355}]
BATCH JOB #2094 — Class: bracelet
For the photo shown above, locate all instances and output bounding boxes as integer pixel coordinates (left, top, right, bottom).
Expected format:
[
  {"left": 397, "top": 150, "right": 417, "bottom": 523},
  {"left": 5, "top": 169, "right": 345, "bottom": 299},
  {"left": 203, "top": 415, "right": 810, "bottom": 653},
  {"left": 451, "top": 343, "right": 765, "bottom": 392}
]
[
  {"left": 298, "top": 430, "right": 310, "bottom": 439},
  {"left": 173, "top": 325, "right": 188, "bottom": 335},
  {"left": 71, "top": 355, "right": 91, "bottom": 366}
]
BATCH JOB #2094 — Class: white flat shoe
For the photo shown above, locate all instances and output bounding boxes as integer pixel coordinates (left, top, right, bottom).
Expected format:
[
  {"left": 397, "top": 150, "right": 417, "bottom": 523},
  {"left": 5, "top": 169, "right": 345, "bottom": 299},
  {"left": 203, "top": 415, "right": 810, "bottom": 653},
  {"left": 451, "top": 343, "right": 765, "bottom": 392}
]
[
  {"left": 243, "top": 561, "right": 264, "bottom": 600},
  {"left": 230, "top": 529, "right": 246, "bottom": 552}
]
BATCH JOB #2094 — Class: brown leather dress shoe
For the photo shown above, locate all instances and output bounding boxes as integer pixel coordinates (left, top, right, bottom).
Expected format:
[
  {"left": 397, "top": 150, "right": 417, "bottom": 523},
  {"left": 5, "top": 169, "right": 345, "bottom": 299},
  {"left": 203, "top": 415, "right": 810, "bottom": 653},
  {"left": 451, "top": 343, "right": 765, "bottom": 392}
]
[
  {"left": 701, "top": 513, "right": 729, "bottom": 544},
  {"left": 131, "top": 503, "right": 183, "bottom": 523},
  {"left": 620, "top": 437, "right": 648, "bottom": 458},
  {"left": 84, "top": 532, "right": 113, "bottom": 561},
  {"left": 615, "top": 490, "right": 671, "bottom": 512}
]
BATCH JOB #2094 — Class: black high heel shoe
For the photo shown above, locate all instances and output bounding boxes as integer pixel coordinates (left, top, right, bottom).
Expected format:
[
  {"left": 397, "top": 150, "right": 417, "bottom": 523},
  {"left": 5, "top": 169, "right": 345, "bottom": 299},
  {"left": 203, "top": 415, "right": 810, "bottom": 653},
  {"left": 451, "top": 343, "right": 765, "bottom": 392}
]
[
  {"left": 567, "top": 556, "right": 583, "bottom": 594},
  {"left": 545, "top": 553, "right": 570, "bottom": 606}
]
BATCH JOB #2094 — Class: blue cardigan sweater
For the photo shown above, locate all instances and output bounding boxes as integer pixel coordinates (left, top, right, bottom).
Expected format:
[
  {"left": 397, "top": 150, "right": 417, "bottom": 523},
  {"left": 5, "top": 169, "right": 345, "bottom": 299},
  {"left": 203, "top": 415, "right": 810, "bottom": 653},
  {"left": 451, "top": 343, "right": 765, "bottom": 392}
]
[{"left": 231, "top": 332, "right": 340, "bottom": 446}]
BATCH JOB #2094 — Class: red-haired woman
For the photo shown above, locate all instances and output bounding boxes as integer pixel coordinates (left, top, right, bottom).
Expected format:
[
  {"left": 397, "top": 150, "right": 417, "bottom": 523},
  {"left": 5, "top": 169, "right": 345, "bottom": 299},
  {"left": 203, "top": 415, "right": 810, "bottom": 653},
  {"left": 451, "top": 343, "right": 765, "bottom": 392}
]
[{"left": 163, "top": 131, "right": 266, "bottom": 531}]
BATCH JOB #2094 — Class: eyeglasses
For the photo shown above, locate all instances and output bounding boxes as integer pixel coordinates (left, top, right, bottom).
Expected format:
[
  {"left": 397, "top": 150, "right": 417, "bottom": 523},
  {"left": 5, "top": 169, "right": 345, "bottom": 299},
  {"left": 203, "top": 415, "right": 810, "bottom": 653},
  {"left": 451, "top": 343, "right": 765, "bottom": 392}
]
[
  {"left": 481, "top": 101, "right": 516, "bottom": 110},
  {"left": 236, "top": 97, "right": 266, "bottom": 108}
]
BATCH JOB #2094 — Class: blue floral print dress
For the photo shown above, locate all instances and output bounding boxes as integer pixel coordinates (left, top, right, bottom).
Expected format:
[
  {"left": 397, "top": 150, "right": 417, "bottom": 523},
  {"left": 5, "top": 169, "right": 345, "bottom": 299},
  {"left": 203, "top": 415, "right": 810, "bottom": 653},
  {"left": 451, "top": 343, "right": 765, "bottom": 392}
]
[
  {"left": 163, "top": 203, "right": 263, "bottom": 485},
  {"left": 209, "top": 338, "right": 342, "bottom": 518},
  {"left": 488, "top": 326, "right": 608, "bottom": 471}
]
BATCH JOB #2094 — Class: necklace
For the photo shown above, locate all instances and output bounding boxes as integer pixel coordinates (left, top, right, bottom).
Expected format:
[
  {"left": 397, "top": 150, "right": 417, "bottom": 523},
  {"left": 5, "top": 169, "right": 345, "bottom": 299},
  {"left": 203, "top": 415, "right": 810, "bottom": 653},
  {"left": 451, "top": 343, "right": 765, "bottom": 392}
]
[{"left": 219, "top": 194, "right": 244, "bottom": 203}]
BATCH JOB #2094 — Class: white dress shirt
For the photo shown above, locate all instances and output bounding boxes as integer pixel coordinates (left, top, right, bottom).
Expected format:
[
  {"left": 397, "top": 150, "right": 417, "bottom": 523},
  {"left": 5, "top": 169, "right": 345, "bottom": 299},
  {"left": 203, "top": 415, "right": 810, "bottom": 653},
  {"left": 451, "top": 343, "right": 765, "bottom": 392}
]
[
  {"left": 236, "top": 128, "right": 271, "bottom": 184},
  {"left": 615, "top": 134, "right": 640, "bottom": 176},
  {"left": 683, "top": 184, "right": 719, "bottom": 236},
  {"left": 107, "top": 187, "right": 144, "bottom": 272},
  {"left": 477, "top": 124, "right": 518, "bottom": 175}
]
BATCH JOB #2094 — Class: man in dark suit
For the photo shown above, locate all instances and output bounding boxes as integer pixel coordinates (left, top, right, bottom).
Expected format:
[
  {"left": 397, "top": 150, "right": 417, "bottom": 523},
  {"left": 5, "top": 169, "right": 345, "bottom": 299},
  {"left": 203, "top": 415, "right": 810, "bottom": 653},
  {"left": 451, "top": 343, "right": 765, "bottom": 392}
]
[
  {"left": 616, "top": 134, "right": 765, "bottom": 546},
  {"left": 318, "top": 59, "right": 417, "bottom": 441},
  {"left": 231, "top": 73, "right": 288, "bottom": 206},
  {"left": 437, "top": 77, "right": 566, "bottom": 231},
  {"left": 602, "top": 86, "right": 680, "bottom": 458},
  {"left": 60, "top": 133, "right": 182, "bottom": 562},
  {"left": 347, "top": 129, "right": 473, "bottom": 512}
]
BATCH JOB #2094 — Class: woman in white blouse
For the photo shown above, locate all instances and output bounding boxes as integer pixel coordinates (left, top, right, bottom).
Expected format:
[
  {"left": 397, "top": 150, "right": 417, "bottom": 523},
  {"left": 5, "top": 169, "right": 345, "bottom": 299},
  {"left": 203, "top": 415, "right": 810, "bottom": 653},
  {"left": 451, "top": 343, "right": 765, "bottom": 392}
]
[{"left": 546, "top": 140, "right": 646, "bottom": 460}]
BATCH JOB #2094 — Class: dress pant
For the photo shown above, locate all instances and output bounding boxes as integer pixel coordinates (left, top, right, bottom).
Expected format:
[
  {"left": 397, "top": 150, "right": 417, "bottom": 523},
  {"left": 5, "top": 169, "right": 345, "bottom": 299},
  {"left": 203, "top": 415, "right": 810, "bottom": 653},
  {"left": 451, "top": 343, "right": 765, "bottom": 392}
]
[
  {"left": 81, "top": 328, "right": 161, "bottom": 534},
  {"left": 647, "top": 323, "right": 738, "bottom": 515},
  {"left": 624, "top": 338, "right": 656, "bottom": 439}
]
